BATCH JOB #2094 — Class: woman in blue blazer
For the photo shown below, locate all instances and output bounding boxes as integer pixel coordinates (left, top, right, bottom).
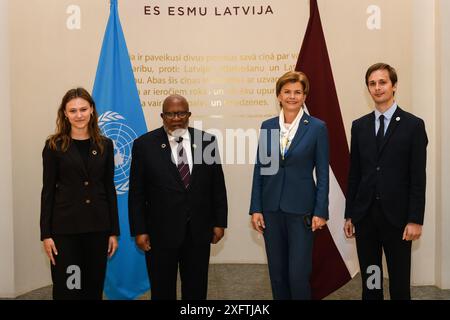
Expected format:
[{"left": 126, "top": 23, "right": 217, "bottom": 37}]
[
  {"left": 40, "top": 88, "right": 119, "bottom": 299},
  {"left": 249, "top": 71, "right": 329, "bottom": 299}
]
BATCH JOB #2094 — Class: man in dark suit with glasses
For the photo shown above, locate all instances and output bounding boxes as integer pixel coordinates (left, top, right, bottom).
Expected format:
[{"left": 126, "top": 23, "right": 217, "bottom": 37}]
[{"left": 128, "top": 94, "right": 228, "bottom": 300}]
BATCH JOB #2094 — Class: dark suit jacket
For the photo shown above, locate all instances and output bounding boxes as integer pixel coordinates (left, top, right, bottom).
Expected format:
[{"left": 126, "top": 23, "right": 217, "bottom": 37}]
[
  {"left": 40, "top": 138, "right": 120, "bottom": 240},
  {"left": 128, "top": 127, "right": 228, "bottom": 248},
  {"left": 345, "top": 106, "right": 428, "bottom": 227},
  {"left": 249, "top": 114, "right": 329, "bottom": 218}
]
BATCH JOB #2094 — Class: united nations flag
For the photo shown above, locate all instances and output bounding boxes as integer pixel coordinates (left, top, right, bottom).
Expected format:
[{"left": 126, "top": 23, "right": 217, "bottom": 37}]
[
  {"left": 98, "top": 111, "right": 138, "bottom": 195},
  {"left": 92, "top": 0, "right": 149, "bottom": 299}
]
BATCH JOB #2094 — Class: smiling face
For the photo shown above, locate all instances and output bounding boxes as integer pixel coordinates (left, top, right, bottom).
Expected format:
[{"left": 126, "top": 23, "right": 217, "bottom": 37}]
[
  {"left": 64, "top": 97, "right": 93, "bottom": 132},
  {"left": 277, "top": 81, "right": 306, "bottom": 113},
  {"left": 367, "top": 69, "right": 397, "bottom": 110}
]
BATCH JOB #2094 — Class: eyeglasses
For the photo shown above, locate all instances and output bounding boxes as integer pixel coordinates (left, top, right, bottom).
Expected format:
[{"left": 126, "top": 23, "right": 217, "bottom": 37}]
[{"left": 161, "top": 111, "right": 191, "bottom": 119}]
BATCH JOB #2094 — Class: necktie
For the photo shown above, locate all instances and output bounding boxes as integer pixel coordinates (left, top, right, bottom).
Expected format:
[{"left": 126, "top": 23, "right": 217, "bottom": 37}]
[
  {"left": 176, "top": 137, "right": 190, "bottom": 188},
  {"left": 376, "top": 114, "right": 385, "bottom": 151}
]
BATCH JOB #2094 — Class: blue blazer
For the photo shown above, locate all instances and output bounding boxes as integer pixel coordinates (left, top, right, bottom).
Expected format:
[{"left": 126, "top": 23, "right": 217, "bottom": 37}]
[{"left": 249, "top": 113, "right": 329, "bottom": 219}]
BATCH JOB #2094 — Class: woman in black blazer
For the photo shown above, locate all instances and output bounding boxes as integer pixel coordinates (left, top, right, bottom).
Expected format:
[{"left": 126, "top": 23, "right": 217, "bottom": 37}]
[{"left": 40, "top": 87, "right": 120, "bottom": 300}]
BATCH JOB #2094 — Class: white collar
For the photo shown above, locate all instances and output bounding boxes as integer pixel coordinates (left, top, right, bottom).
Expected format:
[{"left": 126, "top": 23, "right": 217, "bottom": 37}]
[{"left": 167, "top": 128, "right": 190, "bottom": 143}]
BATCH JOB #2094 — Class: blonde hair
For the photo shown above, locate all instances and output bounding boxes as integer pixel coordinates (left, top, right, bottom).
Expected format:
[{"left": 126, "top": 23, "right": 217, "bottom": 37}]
[{"left": 275, "top": 71, "right": 310, "bottom": 96}]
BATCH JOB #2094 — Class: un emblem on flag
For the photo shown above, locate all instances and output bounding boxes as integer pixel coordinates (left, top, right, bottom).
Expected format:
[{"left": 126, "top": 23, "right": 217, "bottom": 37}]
[{"left": 99, "top": 111, "right": 138, "bottom": 195}]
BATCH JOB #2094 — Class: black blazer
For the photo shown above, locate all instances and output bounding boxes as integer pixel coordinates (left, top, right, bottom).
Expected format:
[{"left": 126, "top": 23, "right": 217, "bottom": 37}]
[
  {"left": 345, "top": 107, "right": 428, "bottom": 228},
  {"left": 128, "top": 127, "right": 228, "bottom": 248},
  {"left": 40, "top": 138, "right": 119, "bottom": 240}
]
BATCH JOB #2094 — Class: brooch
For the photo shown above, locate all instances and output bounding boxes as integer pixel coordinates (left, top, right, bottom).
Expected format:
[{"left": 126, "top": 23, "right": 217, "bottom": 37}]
[
  {"left": 396, "top": 117, "right": 401, "bottom": 122},
  {"left": 303, "top": 119, "right": 309, "bottom": 124},
  {"left": 92, "top": 150, "right": 97, "bottom": 156},
  {"left": 161, "top": 144, "right": 166, "bottom": 149}
]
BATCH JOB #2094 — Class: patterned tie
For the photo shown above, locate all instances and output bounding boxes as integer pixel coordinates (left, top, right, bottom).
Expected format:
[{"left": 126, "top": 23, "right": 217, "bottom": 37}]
[
  {"left": 176, "top": 137, "right": 190, "bottom": 188},
  {"left": 376, "top": 114, "right": 385, "bottom": 152}
]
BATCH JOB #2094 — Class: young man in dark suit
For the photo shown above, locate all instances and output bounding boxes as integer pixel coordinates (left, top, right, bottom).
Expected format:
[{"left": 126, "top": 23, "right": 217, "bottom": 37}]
[
  {"left": 344, "top": 63, "right": 428, "bottom": 300},
  {"left": 128, "top": 94, "right": 228, "bottom": 300}
]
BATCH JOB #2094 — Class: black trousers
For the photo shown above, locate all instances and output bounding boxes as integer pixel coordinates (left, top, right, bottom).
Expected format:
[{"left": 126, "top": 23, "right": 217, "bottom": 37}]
[
  {"left": 145, "top": 224, "right": 211, "bottom": 300},
  {"left": 51, "top": 232, "right": 109, "bottom": 300},
  {"left": 354, "top": 200, "right": 412, "bottom": 300}
]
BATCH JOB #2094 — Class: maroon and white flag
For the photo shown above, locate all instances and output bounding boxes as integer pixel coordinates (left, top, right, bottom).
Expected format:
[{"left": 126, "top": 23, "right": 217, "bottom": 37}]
[{"left": 295, "top": 0, "right": 359, "bottom": 299}]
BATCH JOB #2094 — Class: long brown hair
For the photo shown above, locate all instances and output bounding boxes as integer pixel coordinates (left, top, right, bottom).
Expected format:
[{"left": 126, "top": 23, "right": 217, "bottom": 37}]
[{"left": 47, "top": 87, "right": 105, "bottom": 153}]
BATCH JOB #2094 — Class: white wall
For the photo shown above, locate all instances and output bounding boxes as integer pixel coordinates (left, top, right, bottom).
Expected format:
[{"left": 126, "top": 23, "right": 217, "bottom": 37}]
[
  {"left": 436, "top": 0, "right": 450, "bottom": 289},
  {"left": 410, "top": 0, "right": 437, "bottom": 286},
  {"left": 0, "top": 0, "right": 15, "bottom": 297},
  {"left": 410, "top": 0, "right": 450, "bottom": 289}
]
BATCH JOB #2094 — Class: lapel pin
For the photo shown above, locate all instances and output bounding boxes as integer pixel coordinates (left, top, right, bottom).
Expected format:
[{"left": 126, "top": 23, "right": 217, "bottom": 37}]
[
  {"left": 92, "top": 150, "right": 97, "bottom": 156},
  {"left": 161, "top": 143, "right": 166, "bottom": 149},
  {"left": 396, "top": 117, "right": 401, "bottom": 122},
  {"left": 193, "top": 144, "right": 197, "bottom": 149},
  {"left": 303, "top": 119, "right": 309, "bottom": 124}
]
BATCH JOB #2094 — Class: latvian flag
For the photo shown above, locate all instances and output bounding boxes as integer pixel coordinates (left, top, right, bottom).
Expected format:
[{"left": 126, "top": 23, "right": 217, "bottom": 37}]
[{"left": 296, "top": 0, "right": 359, "bottom": 299}]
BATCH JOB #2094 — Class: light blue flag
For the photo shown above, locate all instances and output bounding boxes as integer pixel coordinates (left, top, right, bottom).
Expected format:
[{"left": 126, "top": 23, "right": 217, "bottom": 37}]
[{"left": 92, "top": 0, "right": 150, "bottom": 299}]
